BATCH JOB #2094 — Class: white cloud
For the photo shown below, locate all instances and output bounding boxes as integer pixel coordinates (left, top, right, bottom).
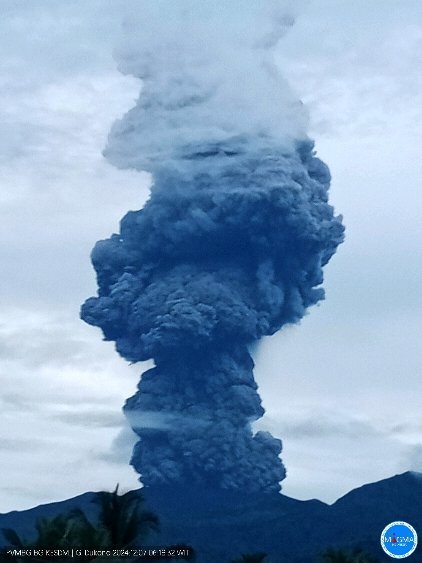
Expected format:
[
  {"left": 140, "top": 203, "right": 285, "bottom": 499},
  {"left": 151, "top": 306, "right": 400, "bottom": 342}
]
[
  {"left": 255, "top": 407, "right": 417, "bottom": 503},
  {"left": 0, "top": 306, "right": 152, "bottom": 511}
]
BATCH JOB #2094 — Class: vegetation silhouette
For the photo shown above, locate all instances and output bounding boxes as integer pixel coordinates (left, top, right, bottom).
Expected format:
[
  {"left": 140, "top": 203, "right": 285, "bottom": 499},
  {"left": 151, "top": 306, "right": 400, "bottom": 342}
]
[
  {"left": 1, "top": 486, "right": 160, "bottom": 562},
  {"left": 231, "top": 553, "right": 268, "bottom": 563},
  {"left": 319, "top": 547, "right": 379, "bottom": 562},
  {"left": 2, "top": 509, "right": 104, "bottom": 562},
  {"left": 92, "top": 486, "right": 159, "bottom": 548}
]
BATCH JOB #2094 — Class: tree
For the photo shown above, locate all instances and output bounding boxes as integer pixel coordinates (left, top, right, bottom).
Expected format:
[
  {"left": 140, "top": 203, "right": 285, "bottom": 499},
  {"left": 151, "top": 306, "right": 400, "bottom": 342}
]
[
  {"left": 2, "top": 509, "right": 104, "bottom": 562},
  {"left": 231, "top": 553, "right": 268, "bottom": 563},
  {"left": 92, "top": 485, "right": 159, "bottom": 547},
  {"left": 320, "top": 547, "right": 378, "bottom": 562},
  {"left": 1, "top": 486, "right": 159, "bottom": 562}
]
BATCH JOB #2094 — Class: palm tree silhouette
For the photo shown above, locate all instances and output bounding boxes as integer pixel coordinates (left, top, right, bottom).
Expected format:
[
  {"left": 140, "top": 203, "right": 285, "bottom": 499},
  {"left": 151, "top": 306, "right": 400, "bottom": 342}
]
[
  {"left": 2, "top": 509, "right": 104, "bottom": 562},
  {"left": 92, "top": 485, "right": 159, "bottom": 547},
  {"left": 2, "top": 486, "right": 159, "bottom": 562}
]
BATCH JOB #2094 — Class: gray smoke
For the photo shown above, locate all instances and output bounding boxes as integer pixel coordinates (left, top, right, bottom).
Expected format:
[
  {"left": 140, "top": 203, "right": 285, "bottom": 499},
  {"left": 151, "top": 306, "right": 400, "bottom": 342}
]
[{"left": 81, "top": 1, "right": 344, "bottom": 494}]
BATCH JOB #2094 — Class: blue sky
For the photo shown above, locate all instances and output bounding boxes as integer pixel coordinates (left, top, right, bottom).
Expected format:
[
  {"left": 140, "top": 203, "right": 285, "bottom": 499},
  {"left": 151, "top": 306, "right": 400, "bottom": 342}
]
[{"left": 0, "top": 0, "right": 421, "bottom": 512}]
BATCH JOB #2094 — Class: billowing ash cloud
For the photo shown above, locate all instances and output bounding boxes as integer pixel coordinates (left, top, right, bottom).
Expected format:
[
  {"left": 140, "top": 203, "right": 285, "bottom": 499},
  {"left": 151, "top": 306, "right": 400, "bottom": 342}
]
[{"left": 81, "top": 1, "right": 344, "bottom": 494}]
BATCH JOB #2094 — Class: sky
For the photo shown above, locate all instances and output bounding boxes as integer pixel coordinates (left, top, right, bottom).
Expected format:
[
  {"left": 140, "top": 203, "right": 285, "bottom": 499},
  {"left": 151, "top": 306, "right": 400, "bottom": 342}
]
[{"left": 1, "top": 0, "right": 421, "bottom": 512}]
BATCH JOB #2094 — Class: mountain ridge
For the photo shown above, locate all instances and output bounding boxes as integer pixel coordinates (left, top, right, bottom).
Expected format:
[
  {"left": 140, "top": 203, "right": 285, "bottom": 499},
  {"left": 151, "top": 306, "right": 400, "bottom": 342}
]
[{"left": 1, "top": 471, "right": 420, "bottom": 562}]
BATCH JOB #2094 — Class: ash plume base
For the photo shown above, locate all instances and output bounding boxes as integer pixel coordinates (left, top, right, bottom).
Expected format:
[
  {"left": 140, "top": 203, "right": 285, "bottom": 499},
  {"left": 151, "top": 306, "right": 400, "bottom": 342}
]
[
  {"left": 123, "top": 347, "right": 285, "bottom": 493},
  {"left": 81, "top": 1, "right": 344, "bottom": 495}
]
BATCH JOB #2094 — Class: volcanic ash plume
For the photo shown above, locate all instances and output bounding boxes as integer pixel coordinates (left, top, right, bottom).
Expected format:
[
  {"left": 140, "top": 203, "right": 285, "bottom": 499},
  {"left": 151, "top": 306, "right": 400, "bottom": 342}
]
[{"left": 81, "top": 1, "right": 344, "bottom": 494}]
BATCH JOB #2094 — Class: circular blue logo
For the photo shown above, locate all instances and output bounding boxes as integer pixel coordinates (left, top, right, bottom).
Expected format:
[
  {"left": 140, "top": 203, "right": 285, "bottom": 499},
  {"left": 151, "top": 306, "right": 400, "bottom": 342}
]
[{"left": 381, "top": 521, "right": 418, "bottom": 559}]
